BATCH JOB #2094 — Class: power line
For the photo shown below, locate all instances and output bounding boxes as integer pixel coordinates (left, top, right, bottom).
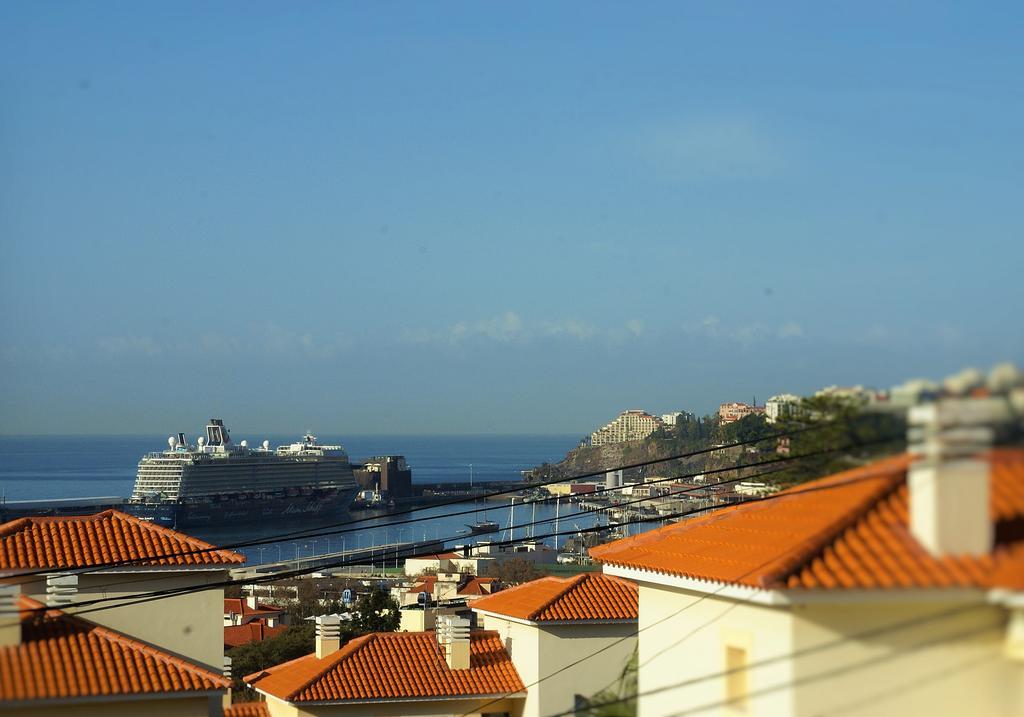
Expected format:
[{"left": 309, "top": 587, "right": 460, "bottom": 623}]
[
  {"left": 4, "top": 457, "right": 803, "bottom": 621},
  {"left": 549, "top": 605, "right": 999, "bottom": 717},
  {"left": 7, "top": 433, "right": 901, "bottom": 601},
  {"left": 4, "top": 421, "right": 892, "bottom": 589},
  {"left": 463, "top": 444, "right": 916, "bottom": 717},
  {"left": 3, "top": 426, "right": 824, "bottom": 581},
  {"left": 1, "top": 436, "right": 905, "bottom": 626}
]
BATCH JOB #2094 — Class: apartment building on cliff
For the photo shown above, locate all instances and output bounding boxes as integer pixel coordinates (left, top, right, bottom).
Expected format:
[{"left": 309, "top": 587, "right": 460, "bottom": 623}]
[{"left": 591, "top": 410, "right": 663, "bottom": 446}]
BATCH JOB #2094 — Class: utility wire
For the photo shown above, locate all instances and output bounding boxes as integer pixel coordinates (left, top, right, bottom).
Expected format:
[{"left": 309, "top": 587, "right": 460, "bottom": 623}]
[
  {"left": 462, "top": 442, "right": 913, "bottom": 717},
  {"left": 4, "top": 431, "right": 904, "bottom": 625},
  {"left": 548, "top": 605, "right": 999, "bottom": 717},
  {"left": 3, "top": 418, "right": 895, "bottom": 585},
  {"left": 8, "top": 433, "right": 900, "bottom": 600},
  {"left": 5, "top": 457, "right": 807, "bottom": 621}
]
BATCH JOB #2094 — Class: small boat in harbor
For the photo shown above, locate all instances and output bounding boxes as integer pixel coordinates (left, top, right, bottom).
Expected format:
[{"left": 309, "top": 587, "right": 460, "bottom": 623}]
[
  {"left": 464, "top": 463, "right": 499, "bottom": 535},
  {"left": 464, "top": 519, "right": 500, "bottom": 536}
]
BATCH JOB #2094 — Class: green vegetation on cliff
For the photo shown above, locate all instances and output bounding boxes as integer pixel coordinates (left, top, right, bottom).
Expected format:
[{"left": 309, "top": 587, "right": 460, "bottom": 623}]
[{"left": 530, "top": 397, "right": 906, "bottom": 489}]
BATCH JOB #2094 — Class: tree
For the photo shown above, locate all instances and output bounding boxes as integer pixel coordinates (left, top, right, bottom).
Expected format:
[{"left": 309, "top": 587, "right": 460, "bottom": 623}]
[
  {"left": 351, "top": 587, "right": 400, "bottom": 633},
  {"left": 486, "top": 557, "right": 542, "bottom": 585},
  {"left": 769, "top": 395, "right": 905, "bottom": 487},
  {"left": 228, "top": 622, "right": 322, "bottom": 699},
  {"left": 294, "top": 578, "right": 321, "bottom": 619}
]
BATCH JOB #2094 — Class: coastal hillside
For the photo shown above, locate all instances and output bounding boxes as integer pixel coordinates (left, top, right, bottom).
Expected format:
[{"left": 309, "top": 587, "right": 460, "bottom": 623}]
[{"left": 528, "top": 397, "right": 907, "bottom": 488}]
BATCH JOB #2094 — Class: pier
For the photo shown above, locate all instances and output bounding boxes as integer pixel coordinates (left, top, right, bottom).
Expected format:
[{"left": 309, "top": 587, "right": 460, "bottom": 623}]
[{"left": 230, "top": 537, "right": 447, "bottom": 579}]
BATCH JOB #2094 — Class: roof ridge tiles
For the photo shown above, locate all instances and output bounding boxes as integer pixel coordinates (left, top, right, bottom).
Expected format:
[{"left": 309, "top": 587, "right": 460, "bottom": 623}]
[
  {"left": 0, "top": 509, "right": 245, "bottom": 570},
  {"left": 526, "top": 574, "right": 588, "bottom": 619},
  {"left": 283, "top": 633, "right": 373, "bottom": 701},
  {"left": 757, "top": 464, "right": 908, "bottom": 588}
]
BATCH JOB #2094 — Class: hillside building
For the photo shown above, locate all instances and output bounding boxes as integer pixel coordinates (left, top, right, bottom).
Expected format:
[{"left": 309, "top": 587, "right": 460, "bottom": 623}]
[
  {"left": 472, "top": 573, "right": 639, "bottom": 717},
  {"left": 244, "top": 617, "right": 526, "bottom": 717},
  {"left": 0, "top": 509, "right": 246, "bottom": 715},
  {"left": 765, "top": 393, "right": 802, "bottom": 423},
  {"left": 718, "top": 402, "right": 766, "bottom": 423},
  {"left": 591, "top": 410, "right": 663, "bottom": 446}
]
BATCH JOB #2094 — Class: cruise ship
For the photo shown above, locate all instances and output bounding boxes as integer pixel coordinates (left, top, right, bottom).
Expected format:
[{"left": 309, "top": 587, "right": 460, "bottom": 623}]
[{"left": 125, "top": 419, "right": 359, "bottom": 528}]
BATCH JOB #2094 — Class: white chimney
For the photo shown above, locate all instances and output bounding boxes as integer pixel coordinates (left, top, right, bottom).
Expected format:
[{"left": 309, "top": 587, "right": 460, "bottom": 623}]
[
  {"left": 45, "top": 573, "right": 78, "bottom": 607},
  {"left": 908, "top": 398, "right": 1007, "bottom": 556},
  {"left": 437, "top": 614, "right": 471, "bottom": 670},
  {"left": 0, "top": 583, "right": 19, "bottom": 647},
  {"left": 315, "top": 615, "right": 342, "bottom": 658}
]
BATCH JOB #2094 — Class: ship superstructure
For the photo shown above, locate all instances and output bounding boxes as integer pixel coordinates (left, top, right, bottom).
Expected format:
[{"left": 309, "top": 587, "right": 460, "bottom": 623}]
[{"left": 127, "top": 419, "right": 358, "bottom": 527}]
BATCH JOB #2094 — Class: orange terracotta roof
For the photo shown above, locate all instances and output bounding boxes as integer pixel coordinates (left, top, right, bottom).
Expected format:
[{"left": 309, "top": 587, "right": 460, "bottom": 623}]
[
  {"left": 224, "top": 598, "right": 283, "bottom": 618},
  {"left": 471, "top": 573, "right": 638, "bottom": 621},
  {"left": 224, "top": 702, "right": 270, "bottom": 717},
  {"left": 459, "top": 577, "right": 495, "bottom": 596},
  {"left": 224, "top": 621, "right": 289, "bottom": 649},
  {"left": 412, "top": 552, "right": 463, "bottom": 560},
  {"left": 0, "top": 597, "right": 229, "bottom": 703},
  {"left": 0, "top": 510, "right": 245, "bottom": 571},
  {"left": 245, "top": 631, "right": 524, "bottom": 702},
  {"left": 592, "top": 449, "right": 1024, "bottom": 591}
]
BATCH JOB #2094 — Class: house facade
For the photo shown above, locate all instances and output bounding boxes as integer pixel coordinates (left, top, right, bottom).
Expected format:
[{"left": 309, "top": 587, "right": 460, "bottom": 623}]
[
  {"left": 593, "top": 400, "right": 1024, "bottom": 716},
  {"left": 471, "top": 573, "right": 639, "bottom": 717}
]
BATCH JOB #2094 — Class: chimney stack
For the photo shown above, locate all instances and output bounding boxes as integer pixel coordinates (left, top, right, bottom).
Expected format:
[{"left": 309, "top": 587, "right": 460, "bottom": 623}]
[
  {"left": 0, "top": 583, "right": 19, "bottom": 647},
  {"left": 908, "top": 397, "right": 1008, "bottom": 556},
  {"left": 437, "top": 614, "right": 471, "bottom": 670},
  {"left": 315, "top": 615, "right": 341, "bottom": 658}
]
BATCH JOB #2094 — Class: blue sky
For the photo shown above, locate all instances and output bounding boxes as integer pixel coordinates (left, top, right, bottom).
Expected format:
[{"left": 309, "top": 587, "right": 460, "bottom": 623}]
[{"left": 1, "top": 2, "right": 1022, "bottom": 435}]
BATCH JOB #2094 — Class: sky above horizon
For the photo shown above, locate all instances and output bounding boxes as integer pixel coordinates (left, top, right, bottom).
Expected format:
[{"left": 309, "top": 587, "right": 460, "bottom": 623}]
[{"left": 2, "top": 2, "right": 1022, "bottom": 435}]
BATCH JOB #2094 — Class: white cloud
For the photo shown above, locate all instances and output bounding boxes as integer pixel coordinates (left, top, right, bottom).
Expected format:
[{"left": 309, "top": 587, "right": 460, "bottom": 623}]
[
  {"left": 640, "top": 115, "right": 789, "bottom": 179},
  {"left": 688, "top": 317, "right": 805, "bottom": 345},
  {"left": 540, "top": 319, "right": 598, "bottom": 340},
  {"left": 96, "top": 336, "right": 163, "bottom": 357},
  {"left": 404, "top": 312, "right": 647, "bottom": 346},
  {"left": 777, "top": 322, "right": 804, "bottom": 339}
]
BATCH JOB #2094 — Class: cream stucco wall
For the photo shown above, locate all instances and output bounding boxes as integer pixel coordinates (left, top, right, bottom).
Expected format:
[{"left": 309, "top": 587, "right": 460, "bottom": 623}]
[
  {"left": 479, "top": 613, "right": 636, "bottom": 717},
  {"left": 635, "top": 583, "right": 796, "bottom": 717},
  {"left": 22, "top": 568, "right": 230, "bottom": 672},
  {"left": 788, "top": 600, "right": 1022, "bottom": 717},
  {"left": 633, "top": 581, "right": 1024, "bottom": 717}
]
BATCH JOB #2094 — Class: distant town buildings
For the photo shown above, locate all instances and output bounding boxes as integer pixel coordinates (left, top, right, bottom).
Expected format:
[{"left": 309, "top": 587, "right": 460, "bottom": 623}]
[
  {"left": 660, "top": 411, "right": 688, "bottom": 426},
  {"left": 814, "top": 384, "right": 881, "bottom": 406},
  {"left": 765, "top": 393, "right": 802, "bottom": 423},
  {"left": 590, "top": 409, "right": 663, "bottom": 446},
  {"left": 718, "top": 401, "right": 766, "bottom": 423}
]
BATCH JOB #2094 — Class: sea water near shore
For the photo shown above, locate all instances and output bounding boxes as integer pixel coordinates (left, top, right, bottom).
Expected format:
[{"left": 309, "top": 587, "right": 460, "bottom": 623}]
[{"left": 0, "top": 434, "right": 614, "bottom": 564}]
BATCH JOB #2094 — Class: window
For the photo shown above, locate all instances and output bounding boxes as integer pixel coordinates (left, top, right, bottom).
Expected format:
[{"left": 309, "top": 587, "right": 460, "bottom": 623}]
[{"left": 725, "top": 645, "right": 749, "bottom": 711}]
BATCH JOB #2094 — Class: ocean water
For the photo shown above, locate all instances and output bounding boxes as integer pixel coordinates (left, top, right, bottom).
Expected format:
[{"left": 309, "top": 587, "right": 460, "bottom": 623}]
[
  {"left": 0, "top": 434, "right": 580, "bottom": 501},
  {"left": 0, "top": 434, "right": 619, "bottom": 564}
]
